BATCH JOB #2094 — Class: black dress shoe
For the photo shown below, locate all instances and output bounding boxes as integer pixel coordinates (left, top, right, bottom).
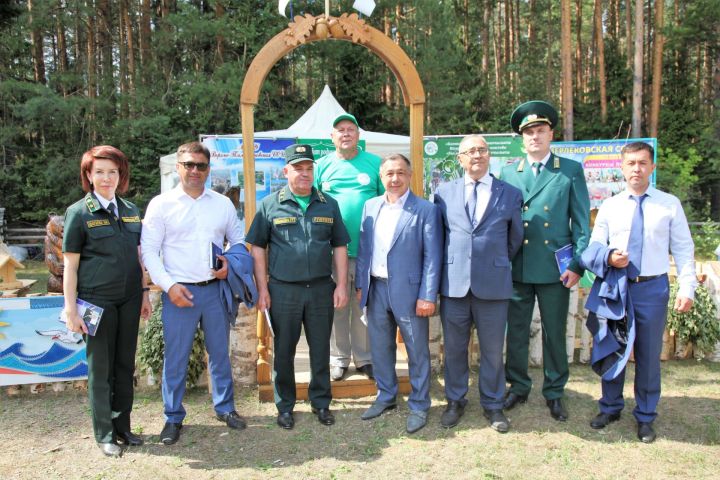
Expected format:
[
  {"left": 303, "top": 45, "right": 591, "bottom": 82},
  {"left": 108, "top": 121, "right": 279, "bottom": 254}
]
[
  {"left": 311, "top": 407, "right": 335, "bottom": 425},
  {"left": 160, "top": 422, "right": 182, "bottom": 445},
  {"left": 483, "top": 409, "right": 510, "bottom": 433},
  {"left": 637, "top": 422, "right": 657, "bottom": 443},
  {"left": 440, "top": 400, "right": 465, "bottom": 428},
  {"left": 98, "top": 442, "right": 123, "bottom": 457},
  {"left": 590, "top": 412, "right": 621, "bottom": 429},
  {"left": 546, "top": 398, "right": 568, "bottom": 422},
  {"left": 503, "top": 392, "right": 528, "bottom": 410},
  {"left": 116, "top": 431, "right": 144, "bottom": 446},
  {"left": 277, "top": 412, "right": 294, "bottom": 430},
  {"left": 216, "top": 411, "right": 247, "bottom": 430},
  {"left": 357, "top": 364, "right": 374, "bottom": 379}
]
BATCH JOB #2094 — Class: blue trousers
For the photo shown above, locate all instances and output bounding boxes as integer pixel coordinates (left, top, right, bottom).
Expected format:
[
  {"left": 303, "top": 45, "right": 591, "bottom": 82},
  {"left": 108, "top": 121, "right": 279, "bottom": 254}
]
[
  {"left": 599, "top": 275, "right": 669, "bottom": 423},
  {"left": 161, "top": 282, "right": 234, "bottom": 423},
  {"left": 367, "top": 278, "right": 431, "bottom": 412},
  {"left": 441, "top": 293, "right": 508, "bottom": 410}
]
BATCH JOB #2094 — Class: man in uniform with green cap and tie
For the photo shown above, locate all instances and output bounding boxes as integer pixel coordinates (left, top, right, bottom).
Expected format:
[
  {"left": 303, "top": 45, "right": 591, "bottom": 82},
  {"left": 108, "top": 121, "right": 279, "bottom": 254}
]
[
  {"left": 500, "top": 101, "right": 590, "bottom": 421},
  {"left": 247, "top": 144, "right": 350, "bottom": 430}
]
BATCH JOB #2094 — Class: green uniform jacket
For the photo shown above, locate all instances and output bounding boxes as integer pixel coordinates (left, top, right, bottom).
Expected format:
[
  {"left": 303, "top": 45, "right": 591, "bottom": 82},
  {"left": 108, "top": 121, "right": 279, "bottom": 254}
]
[
  {"left": 245, "top": 186, "right": 350, "bottom": 283},
  {"left": 62, "top": 192, "right": 143, "bottom": 299},
  {"left": 500, "top": 154, "right": 590, "bottom": 284}
]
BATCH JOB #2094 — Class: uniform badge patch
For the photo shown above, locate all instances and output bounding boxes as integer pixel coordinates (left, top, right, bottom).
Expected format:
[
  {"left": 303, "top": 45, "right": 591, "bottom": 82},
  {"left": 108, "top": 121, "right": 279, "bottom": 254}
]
[
  {"left": 121, "top": 215, "right": 141, "bottom": 223},
  {"left": 86, "top": 219, "right": 111, "bottom": 228},
  {"left": 273, "top": 217, "right": 297, "bottom": 226},
  {"left": 312, "top": 216, "right": 333, "bottom": 224}
]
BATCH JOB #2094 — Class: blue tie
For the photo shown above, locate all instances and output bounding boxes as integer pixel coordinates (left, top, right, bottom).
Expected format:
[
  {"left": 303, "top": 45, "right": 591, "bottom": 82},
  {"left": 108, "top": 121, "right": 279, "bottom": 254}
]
[
  {"left": 466, "top": 181, "right": 480, "bottom": 227},
  {"left": 626, "top": 194, "right": 646, "bottom": 279}
]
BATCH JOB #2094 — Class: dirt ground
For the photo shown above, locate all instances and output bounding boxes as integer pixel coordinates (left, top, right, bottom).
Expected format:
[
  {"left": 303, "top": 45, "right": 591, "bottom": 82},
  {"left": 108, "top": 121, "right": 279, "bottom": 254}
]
[{"left": 1, "top": 361, "right": 719, "bottom": 480}]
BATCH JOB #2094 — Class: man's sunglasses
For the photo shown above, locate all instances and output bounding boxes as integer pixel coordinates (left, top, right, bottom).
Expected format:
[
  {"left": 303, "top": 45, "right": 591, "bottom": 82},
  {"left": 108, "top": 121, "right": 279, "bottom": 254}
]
[{"left": 178, "top": 161, "right": 209, "bottom": 171}]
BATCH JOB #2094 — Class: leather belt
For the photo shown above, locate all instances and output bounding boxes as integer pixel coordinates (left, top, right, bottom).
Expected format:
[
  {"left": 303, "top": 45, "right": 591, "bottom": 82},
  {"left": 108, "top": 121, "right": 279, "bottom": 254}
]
[
  {"left": 181, "top": 278, "right": 218, "bottom": 287},
  {"left": 371, "top": 276, "right": 388, "bottom": 282},
  {"left": 628, "top": 274, "right": 664, "bottom": 283}
]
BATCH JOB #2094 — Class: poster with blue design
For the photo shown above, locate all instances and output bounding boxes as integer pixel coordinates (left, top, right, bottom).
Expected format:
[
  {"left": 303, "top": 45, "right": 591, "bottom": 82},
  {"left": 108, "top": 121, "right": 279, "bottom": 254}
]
[
  {"left": 201, "top": 136, "right": 295, "bottom": 231},
  {"left": 0, "top": 296, "right": 88, "bottom": 386}
]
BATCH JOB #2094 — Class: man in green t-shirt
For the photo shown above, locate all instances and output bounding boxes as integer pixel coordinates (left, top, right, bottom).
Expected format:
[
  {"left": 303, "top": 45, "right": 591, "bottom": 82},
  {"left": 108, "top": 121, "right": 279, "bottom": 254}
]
[{"left": 315, "top": 113, "right": 384, "bottom": 381}]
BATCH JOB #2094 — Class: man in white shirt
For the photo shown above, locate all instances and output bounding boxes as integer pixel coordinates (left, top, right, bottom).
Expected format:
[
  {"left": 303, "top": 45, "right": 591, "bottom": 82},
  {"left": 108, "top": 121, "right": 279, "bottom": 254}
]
[
  {"left": 141, "top": 142, "right": 247, "bottom": 445},
  {"left": 355, "top": 154, "right": 442, "bottom": 434},
  {"left": 585, "top": 141, "right": 696, "bottom": 443}
]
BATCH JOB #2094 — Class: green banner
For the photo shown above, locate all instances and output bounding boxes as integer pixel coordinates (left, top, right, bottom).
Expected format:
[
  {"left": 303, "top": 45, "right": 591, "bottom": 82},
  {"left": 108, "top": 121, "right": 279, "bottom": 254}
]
[
  {"left": 423, "top": 134, "right": 523, "bottom": 197},
  {"left": 298, "top": 138, "right": 366, "bottom": 160}
]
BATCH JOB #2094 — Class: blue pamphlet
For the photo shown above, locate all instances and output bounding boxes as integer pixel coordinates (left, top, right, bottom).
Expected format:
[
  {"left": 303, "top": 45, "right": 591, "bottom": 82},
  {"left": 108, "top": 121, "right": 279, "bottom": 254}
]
[
  {"left": 210, "top": 242, "right": 223, "bottom": 270},
  {"left": 554, "top": 244, "right": 574, "bottom": 275}
]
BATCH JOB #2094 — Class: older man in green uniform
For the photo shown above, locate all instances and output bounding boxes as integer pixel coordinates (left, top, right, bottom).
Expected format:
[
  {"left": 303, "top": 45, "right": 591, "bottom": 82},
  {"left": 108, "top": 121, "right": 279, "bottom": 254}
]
[
  {"left": 500, "top": 101, "right": 590, "bottom": 421},
  {"left": 247, "top": 144, "right": 350, "bottom": 430}
]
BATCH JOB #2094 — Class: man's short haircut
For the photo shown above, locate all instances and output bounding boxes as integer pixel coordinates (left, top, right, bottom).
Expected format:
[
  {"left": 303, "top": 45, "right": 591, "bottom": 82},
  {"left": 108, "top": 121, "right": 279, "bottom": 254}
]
[
  {"left": 381, "top": 153, "right": 412, "bottom": 170},
  {"left": 177, "top": 141, "right": 211, "bottom": 162},
  {"left": 80, "top": 145, "right": 130, "bottom": 194},
  {"left": 621, "top": 141, "right": 654, "bottom": 160},
  {"left": 458, "top": 134, "right": 488, "bottom": 153}
]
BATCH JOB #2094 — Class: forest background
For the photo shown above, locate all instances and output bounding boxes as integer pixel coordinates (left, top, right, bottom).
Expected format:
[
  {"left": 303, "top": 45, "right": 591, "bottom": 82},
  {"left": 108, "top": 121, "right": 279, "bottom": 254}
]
[{"left": 0, "top": 0, "right": 718, "bottom": 231}]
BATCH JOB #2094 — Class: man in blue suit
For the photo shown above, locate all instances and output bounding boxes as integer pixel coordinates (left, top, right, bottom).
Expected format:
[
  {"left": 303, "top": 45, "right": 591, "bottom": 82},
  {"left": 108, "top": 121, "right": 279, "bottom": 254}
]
[
  {"left": 356, "top": 153, "right": 442, "bottom": 434},
  {"left": 433, "top": 135, "right": 524, "bottom": 432}
]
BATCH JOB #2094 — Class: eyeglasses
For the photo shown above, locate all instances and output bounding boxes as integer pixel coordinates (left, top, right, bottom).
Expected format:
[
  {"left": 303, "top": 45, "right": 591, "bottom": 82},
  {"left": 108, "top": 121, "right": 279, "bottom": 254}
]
[
  {"left": 178, "top": 161, "right": 209, "bottom": 171},
  {"left": 459, "top": 147, "right": 489, "bottom": 156}
]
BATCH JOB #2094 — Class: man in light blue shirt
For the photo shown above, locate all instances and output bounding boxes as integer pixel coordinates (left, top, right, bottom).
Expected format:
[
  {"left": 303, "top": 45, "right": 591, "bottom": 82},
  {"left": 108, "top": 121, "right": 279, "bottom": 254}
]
[{"left": 584, "top": 141, "right": 696, "bottom": 443}]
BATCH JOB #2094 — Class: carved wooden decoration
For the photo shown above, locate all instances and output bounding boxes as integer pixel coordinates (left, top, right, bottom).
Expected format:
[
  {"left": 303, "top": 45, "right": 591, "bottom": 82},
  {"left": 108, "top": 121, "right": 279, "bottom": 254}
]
[{"left": 284, "top": 13, "right": 370, "bottom": 47}]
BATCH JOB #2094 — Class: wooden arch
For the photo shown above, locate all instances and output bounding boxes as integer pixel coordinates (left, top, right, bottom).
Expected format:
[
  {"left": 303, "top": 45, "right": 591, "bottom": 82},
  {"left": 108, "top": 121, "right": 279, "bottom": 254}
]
[{"left": 241, "top": 13, "right": 425, "bottom": 396}]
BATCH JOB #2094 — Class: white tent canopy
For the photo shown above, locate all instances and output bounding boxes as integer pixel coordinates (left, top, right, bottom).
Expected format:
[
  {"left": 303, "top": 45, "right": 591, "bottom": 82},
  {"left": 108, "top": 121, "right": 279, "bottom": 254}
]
[{"left": 159, "top": 85, "right": 410, "bottom": 192}]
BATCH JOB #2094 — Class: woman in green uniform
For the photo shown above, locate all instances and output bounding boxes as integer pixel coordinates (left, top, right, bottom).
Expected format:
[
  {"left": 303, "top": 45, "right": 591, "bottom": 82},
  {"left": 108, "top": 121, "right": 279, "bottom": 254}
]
[{"left": 62, "top": 145, "right": 152, "bottom": 457}]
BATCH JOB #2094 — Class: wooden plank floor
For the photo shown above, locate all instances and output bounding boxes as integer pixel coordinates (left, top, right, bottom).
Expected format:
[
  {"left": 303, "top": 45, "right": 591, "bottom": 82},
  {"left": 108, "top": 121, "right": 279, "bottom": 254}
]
[{"left": 259, "top": 329, "right": 411, "bottom": 402}]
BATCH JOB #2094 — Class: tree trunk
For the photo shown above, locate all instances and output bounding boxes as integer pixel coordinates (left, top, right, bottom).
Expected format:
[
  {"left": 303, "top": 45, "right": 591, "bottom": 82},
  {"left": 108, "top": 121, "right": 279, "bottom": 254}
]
[
  {"left": 546, "top": 0, "right": 554, "bottom": 98},
  {"left": 118, "top": 2, "right": 128, "bottom": 118},
  {"left": 504, "top": 0, "right": 510, "bottom": 87},
  {"left": 594, "top": 0, "right": 607, "bottom": 123},
  {"left": 139, "top": 0, "right": 152, "bottom": 73},
  {"left": 481, "top": 0, "right": 490, "bottom": 79},
  {"left": 649, "top": 0, "right": 664, "bottom": 137},
  {"left": 55, "top": 1, "right": 69, "bottom": 96},
  {"left": 626, "top": 0, "right": 633, "bottom": 69},
  {"left": 561, "top": 0, "right": 574, "bottom": 140},
  {"left": 631, "top": 0, "right": 644, "bottom": 137},
  {"left": 96, "top": 0, "right": 114, "bottom": 104},
  {"left": 86, "top": 0, "right": 97, "bottom": 143},
  {"left": 575, "top": 0, "right": 583, "bottom": 98},
  {"left": 120, "top": 0, "right": 136, "bottom": 94},
  {"left": 28, "top": 0, "right": 46, "bottom": 84},
  {"left": 528, "top": 0, "right": 536, "bottom": 44}
]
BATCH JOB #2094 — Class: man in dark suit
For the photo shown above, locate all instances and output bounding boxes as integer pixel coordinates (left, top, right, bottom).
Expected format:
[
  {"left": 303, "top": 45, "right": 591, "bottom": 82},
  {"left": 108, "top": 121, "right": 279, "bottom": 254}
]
[
  {"left": 355, "top": 153, "right": 442, "bottom": 434},
  {"left": 433, "top": 135, "right": 524, "bottom": 432},
  {"left": 500, "top": 101, "right": 591, "bottom": 421}
]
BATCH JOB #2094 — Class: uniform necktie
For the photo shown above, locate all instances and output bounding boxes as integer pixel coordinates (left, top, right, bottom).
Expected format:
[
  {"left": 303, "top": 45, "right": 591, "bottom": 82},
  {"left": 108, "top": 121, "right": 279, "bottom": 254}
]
[
  {"left": 108, "top": 202, "right": 117, "bottom": 220},
  {"left": 466, "top": 181, "right": 480, "bottom": 227},
  {"left": 626, "top": 194, "right": 647, "bottom": 279},
  {"left": 532, "top": 161, "right": 543, "bottom": 178}
]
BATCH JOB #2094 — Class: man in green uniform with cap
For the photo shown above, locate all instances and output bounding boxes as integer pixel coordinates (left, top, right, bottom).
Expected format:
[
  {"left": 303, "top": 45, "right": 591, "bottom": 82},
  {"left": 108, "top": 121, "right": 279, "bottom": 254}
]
[
  {"left": 247, "top": 144, "right": 350, "bottom": 430},
  {"left": 500, "top": 101, "right": 590, "bottom": 421}
]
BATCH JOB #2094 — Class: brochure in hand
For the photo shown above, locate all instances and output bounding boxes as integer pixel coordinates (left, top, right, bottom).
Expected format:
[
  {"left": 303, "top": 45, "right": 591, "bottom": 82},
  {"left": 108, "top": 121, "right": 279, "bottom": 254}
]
[
  {"left": 554, "top": 244, "right": 574, "bottom": 276},
  {"left": 61, "top": 298, "right": 104, "bottom": 336},
  {"left": 209, "top": 242, "right": 223, "bottom": 270}
]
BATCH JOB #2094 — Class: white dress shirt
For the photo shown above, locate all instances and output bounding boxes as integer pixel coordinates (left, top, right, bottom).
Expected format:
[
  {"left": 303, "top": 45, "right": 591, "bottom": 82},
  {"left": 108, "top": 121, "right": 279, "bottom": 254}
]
[
  {"left": 93, "top": 192, "right": 116, "bottom": 211},
  {"left": 465, "top": 172, "right": 493, "bottom": 225},
  {"left": 590, "top": 186, "right": 697, "bottom": 298},
  {"left": 141, "top": 186, "right": 244, "bottom": 292},
  {"left": 370, "top": 189, "right": 410, "bottom": 279}
]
